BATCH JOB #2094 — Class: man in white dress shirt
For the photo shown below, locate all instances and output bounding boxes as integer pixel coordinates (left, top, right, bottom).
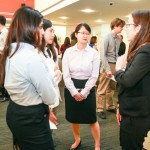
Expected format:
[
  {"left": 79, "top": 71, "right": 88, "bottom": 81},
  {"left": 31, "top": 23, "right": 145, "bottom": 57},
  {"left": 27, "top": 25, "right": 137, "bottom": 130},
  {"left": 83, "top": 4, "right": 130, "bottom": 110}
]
[
  {"left": 0, "top": 15, "right": 9, "bottom": 102},
  {"left": 0, "top": 15, "right": 8, "bottom": 53}
]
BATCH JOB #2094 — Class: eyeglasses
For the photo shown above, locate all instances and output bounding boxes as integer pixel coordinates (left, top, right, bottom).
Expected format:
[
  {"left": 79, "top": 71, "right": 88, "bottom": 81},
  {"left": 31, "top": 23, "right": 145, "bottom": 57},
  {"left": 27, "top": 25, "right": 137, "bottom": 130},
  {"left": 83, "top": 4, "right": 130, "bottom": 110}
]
[
  {"left": 77, "top": 32, "right": 90, "bottom": 36},
  {"left": 49, "top": 29, "right": 55, "bottom": 33},
  {"left": 125, "top": 23, "right": 138, "bottom": 27}
]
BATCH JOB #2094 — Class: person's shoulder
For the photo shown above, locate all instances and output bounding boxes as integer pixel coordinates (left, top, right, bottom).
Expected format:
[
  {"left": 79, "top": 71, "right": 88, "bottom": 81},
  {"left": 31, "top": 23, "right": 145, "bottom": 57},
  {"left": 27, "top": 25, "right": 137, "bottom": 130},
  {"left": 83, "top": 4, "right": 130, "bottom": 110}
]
[
  {"left": 1, "top": 27, "right": 8, "bottom": 33},
  {"left": 66, "top": 45, "right": 74, "bottom": 50},
  {"left": 87, "top": 45, "right": 99, "bottom": 54},
  {"left": 20, "top": 44, "right": 40, "bottom": 60},
  {"left": 60, "top": 44, "right": 65, "bottom": 48},
  {"left": 63, "top": 45, "right": 74, "bottom": 54},
  {"left": 143, "top": 44, "right": 150, "bottom": 49},
  {"left": 27, "top": 51, "right": 44, "bottom": 67},
  {"left": 89, "top": 43, "right": 94, "bottom": 47},
  {"left": 4, "top": 27, "right": 8, "bottom": 32},
  {"left": 135, "top": 44, "right": 150, "bottom": 58},
  {"left": 102, "top": 32, "right": 112, "bottom": 41},
  {"left": 139, "top": 44, "right": 150, "bottom": 53},
  {"left": 105, "top": 32, "right": 112, "bottom": 37},
  {"left": 122, "top": 41, "right": 126, "bottom": 45}
]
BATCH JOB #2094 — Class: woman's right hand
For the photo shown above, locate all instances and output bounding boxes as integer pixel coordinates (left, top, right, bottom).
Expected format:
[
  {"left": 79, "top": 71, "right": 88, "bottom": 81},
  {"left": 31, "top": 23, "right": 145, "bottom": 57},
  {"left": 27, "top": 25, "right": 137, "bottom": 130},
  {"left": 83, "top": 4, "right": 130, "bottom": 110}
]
[
  {"left": 116, "top": 53, "right": 127, "bottom": 71},
  {"left": 105, "top": 70, "right": 112, "bottom": 78}
]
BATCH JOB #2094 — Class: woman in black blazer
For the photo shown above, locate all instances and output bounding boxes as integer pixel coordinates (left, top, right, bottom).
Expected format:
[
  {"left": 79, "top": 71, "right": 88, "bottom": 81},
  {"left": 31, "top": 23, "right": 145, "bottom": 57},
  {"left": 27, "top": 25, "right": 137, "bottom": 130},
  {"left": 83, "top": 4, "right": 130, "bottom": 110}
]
[{"left": 115, "top": 10, "right": 150, "bottom": 150}]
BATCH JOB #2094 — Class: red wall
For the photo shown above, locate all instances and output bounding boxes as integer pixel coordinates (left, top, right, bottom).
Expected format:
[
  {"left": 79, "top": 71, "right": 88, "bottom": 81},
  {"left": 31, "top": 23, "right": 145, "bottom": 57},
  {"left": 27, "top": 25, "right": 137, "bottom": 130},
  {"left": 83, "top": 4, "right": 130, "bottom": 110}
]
[{"left": 0, "top": 0, "right": 34, "bottom": 18}]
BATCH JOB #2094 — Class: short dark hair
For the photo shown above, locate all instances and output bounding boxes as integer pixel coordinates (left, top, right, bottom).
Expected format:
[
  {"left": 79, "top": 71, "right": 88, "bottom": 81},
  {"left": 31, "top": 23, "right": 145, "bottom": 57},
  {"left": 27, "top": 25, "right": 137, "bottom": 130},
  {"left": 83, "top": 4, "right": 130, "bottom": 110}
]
[
  {"left": 0, "top": 15, "right": 6, "bottom": 26},
  {"left": 90, "top": 36, "right": 97, "bottom": 44}
]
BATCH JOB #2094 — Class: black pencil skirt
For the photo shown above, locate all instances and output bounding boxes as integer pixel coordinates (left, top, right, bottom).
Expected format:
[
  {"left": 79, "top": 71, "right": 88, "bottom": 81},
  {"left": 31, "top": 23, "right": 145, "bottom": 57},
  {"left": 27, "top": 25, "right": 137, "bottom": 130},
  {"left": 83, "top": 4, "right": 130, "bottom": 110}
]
[
  {"left": 6, "top": 100, "right": 55, "bottom": 150},
  {"left": 64, "top": 78, "right": 97, "bottom": 124}
]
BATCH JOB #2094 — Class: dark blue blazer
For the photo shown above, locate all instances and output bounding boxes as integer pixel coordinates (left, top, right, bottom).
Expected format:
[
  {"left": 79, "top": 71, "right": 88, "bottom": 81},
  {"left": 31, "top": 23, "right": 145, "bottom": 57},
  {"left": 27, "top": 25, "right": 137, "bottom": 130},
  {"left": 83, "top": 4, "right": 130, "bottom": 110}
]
[{"left": 115, "top": 44, "right": 150, "bottom": 117}]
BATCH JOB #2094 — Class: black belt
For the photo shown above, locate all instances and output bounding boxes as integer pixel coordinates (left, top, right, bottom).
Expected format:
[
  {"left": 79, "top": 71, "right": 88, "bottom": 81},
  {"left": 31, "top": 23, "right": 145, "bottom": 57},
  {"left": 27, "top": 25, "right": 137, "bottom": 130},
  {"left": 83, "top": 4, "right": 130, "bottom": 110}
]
[{"left": 108, "top": 62, "right": 116, "bottom": 64}]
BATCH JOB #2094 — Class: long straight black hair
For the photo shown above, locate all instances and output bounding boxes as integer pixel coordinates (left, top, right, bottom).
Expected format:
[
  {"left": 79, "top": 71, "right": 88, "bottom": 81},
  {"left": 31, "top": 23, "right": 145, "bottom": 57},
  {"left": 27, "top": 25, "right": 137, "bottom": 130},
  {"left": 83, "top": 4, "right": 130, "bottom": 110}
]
[
  {"left": 0, "top": 6, "right": 43, "bottom": 85},
  {"left": 40, "top": 19, "right": 57, "bottom": 62}
]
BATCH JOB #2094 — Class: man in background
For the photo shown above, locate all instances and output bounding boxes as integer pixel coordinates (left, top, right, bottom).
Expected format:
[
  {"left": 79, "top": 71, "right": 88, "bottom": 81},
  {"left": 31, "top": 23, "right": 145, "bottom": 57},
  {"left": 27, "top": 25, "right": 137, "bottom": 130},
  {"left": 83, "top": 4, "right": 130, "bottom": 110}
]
[
  {"left": 118, "top": 34, "right": 126, "bottom": 56},
  {"left": 96, "top": 18, "right": 125, "bottom": 119},
  {"left": 0, "top": 15, "right": 9, "bottom": 102}
]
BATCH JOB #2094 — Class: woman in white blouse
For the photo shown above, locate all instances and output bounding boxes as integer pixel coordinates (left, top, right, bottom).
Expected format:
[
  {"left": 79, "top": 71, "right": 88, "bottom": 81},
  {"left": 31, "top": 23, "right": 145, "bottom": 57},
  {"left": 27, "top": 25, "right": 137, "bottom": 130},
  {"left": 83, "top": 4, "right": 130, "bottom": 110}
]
[
  {"left": 0, "top": 7, "right": 57, "bottom": 150},
  {"left": 40, "top": 19, "right": 62, "bottom": 125},
  {"left": 62, "top": 23, "right": 101, "bottom": 150}
]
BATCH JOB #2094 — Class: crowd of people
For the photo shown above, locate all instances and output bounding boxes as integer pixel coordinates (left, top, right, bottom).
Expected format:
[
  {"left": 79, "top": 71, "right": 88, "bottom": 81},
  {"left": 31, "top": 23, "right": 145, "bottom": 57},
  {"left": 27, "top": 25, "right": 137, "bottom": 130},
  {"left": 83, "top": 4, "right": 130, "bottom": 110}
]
[{"left": 0, "top": 5, "right": 150, "bottom": 150}]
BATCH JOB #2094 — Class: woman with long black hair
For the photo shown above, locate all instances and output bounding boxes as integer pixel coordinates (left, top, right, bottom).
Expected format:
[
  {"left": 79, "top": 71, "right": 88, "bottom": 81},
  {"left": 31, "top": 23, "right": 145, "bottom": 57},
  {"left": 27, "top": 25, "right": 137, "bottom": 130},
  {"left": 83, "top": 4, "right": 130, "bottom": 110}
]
[
  {"left": 39, "top": 19, "right": 62, "bottom": 125},
  {"left": 0, "top": 6, "right": 57, "bottom": 150}
]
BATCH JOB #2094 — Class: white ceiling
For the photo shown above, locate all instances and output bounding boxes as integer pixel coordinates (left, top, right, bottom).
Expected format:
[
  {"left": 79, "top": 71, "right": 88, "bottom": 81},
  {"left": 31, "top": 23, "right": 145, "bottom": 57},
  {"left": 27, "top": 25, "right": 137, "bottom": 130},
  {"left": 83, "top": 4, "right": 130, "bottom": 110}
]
[{"left": 39, "top": 0, "right": 150, "bottom": 27}]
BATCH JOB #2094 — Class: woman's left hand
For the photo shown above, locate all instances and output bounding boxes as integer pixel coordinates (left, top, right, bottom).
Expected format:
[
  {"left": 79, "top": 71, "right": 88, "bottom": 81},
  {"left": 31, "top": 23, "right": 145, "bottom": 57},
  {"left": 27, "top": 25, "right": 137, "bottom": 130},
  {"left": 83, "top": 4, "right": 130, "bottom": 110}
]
[
  {"left": 49, "top": 111, "right": 58, "bottom": 125},
  {"left": 54, "top": 69, "right": 62, "bottom": 84},
  {"left": 116, "top": 106, "right": 122, "bottom": 126}
]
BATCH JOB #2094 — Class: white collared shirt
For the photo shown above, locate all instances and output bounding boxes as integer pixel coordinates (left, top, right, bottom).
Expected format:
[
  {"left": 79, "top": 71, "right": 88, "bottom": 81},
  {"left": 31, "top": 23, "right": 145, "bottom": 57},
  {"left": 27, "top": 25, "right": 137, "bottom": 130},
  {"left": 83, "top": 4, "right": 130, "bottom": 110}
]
[
  {"left": 62, "top": 44, "right": 100, "bottom": 98},
  {"left": 0, "top": 27, "right": 8, "bottom": 53},
  {"left": 5, "top": 43, "right": 57, "bottom": 106}
]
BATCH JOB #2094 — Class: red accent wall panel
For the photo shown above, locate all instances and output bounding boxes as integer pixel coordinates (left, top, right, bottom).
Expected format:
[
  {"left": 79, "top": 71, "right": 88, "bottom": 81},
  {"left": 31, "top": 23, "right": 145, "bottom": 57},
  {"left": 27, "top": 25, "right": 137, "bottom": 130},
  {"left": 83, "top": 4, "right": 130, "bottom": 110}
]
[{"left": 0, "top": 0, "right": 34, "bottom": 18}]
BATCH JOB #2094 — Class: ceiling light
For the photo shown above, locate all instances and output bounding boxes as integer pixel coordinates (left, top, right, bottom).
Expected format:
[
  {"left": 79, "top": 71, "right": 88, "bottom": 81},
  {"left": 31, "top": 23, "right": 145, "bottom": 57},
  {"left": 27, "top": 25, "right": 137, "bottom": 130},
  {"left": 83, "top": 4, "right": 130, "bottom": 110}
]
[
  {"left": 81, "top": 9, "right": 95, "bottom": 13},
  {"left": 41, "top": 0, "right": 80, "bottom": 16},
  {"left": 59, "top": 16, "right": 69, "bottom": 19},
  {"left": 95, "top": 19, "right": 104, "bottom": 23},
  {"left": 131, "top": 0, "right": 140, "bottom": 1},
  {"left": 125, "top": 15, "right": 130, "bottom": 18}
]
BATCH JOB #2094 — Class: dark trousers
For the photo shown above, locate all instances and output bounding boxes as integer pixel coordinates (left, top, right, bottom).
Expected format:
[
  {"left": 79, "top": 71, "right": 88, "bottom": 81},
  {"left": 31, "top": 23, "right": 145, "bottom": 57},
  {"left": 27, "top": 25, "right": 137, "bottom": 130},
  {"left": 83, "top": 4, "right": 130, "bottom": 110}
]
[
  {"left": 0, "top": 86, "right": 9, "bottom": 98},
  {"left": 6, "top": 100, "right": 55, "bottom": 150},
  {"left": 120, "top": 116, "right": 150, "bottom": 150}
]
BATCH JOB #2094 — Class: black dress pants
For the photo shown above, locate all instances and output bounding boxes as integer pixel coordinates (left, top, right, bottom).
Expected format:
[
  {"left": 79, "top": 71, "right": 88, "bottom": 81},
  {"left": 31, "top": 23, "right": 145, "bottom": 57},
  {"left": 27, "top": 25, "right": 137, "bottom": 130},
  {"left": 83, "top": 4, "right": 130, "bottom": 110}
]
[{"left": 120, "top": 116, "right": 150, "bottom": 150}]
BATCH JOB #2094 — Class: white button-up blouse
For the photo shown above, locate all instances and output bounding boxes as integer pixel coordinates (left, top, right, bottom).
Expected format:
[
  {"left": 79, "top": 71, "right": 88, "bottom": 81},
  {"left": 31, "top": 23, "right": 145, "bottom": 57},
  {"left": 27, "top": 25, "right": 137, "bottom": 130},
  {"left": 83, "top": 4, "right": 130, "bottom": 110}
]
[{"left": 62, "top": 44, "right": 100, "bottom": 98}]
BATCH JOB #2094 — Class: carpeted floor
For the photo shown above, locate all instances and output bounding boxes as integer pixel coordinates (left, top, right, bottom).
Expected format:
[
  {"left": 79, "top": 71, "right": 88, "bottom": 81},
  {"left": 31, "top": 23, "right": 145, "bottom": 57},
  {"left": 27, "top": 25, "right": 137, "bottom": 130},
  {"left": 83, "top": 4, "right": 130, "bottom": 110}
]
[{"left": 0, "top": 82, "right": 121, "bottom": 150}]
